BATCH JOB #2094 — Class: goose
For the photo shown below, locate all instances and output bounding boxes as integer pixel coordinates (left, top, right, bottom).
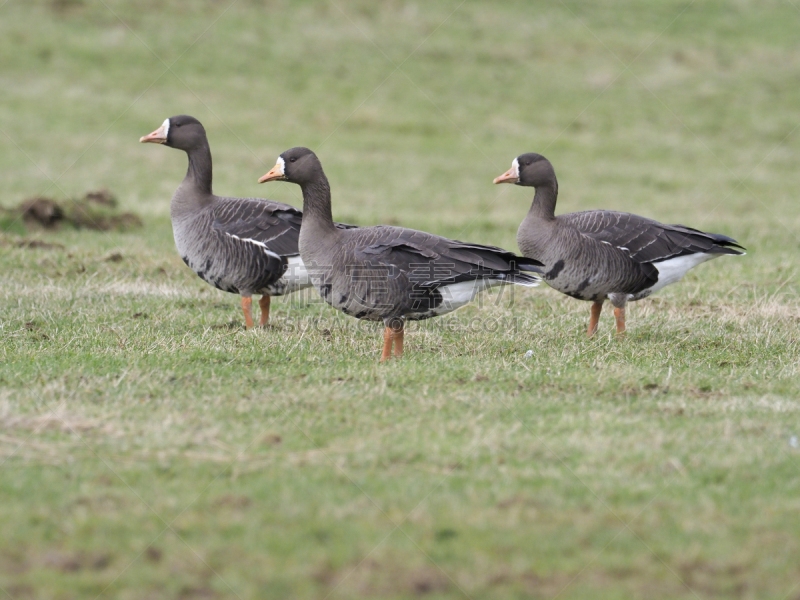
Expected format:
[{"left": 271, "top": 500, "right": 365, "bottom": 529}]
[
  {"left": 258, "top": 147, "right": 543, "bottom": 361},
  {"left": 493, "top": 153, "right": 745, "bottom": 336},
  {"left": 139, "top": 115, "right": 353, "bottom": 328}
]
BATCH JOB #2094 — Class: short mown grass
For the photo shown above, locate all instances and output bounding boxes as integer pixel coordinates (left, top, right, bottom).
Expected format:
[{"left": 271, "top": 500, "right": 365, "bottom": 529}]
[{"left": 1, "top": 1, "right": 799, "bottom": 598}]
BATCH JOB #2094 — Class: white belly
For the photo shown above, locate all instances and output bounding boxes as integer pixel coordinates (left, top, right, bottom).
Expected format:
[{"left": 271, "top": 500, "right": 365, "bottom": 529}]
[
  {"left": 647, "top": 252, "right": 717, "bottom": 294},
  {"left": 270, "top": 255, "right": 312, "bottom": 295}
]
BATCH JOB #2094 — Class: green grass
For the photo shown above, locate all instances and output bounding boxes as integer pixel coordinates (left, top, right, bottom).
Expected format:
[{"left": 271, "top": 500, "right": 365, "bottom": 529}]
[{"left": 2, "top": 0, "right": 799, "bottom": 598}]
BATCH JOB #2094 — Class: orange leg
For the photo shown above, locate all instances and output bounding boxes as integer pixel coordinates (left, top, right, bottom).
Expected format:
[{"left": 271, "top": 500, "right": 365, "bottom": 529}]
[
  {"left": 393, "top": 326, "right": 404, "bottom": 358},
  {"left": 587, "top": 301, "right": 603, "bottom": 337},
  {"left": 241, "top": 296, "right": 254, "bottom": 329},
  {"left": 259, "top": 295, "right": 271, "bottom": 326},
  {"left": 380, "top": 326, "right": 394, "bottom": 362},
  {"left": 614, "top": 306, "right": 626, "bottom": 336}
]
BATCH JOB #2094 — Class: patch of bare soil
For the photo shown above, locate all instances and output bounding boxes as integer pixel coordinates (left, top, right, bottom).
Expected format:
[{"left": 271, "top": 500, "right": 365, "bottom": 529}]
[{"left": 5, "top": 189, "right": 142, "bottom": 232}]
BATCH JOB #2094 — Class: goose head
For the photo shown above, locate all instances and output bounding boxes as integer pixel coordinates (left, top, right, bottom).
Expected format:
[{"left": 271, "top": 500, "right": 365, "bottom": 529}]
[
  {"left": 258, "top": 147, "right": 322, "bottom": 185},
  {"left": 493, "top": 153, "right": 555, "bottom": 187},
  {"left": 139, "top": 115, "right": 206, "bottom": 150}
]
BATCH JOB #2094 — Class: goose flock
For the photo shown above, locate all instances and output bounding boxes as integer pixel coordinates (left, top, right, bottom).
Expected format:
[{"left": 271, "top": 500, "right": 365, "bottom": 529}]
[{"left": 141, "top": 115, "right": 744, "bottom": 361}]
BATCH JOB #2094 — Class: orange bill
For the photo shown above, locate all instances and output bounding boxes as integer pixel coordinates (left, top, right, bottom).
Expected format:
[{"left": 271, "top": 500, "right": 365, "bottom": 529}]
[
  {"left": 139, "top": 119, "right": 169, "bottom": 144},
  {"left": 258, "top": 157, "right": 286, "bottom": 183},
  {"left": 493, "top": 164, "right": 519, "bottom": 184}
]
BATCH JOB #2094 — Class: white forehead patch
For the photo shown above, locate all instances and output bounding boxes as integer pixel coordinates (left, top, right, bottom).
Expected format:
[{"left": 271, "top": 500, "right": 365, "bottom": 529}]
[
  {"left": 511, "top": 157, "right": 520, "bottom": 177},
  {"left": 276, "top": 156, "right": 286, "bottom": 175},
  {"left": 162, "top": 118, "right": 170, "bottom": 139}
]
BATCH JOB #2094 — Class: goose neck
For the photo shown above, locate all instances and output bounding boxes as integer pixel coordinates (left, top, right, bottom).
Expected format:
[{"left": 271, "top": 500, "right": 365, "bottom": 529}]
[
  {"left": 300, "top": 178, "right": 337, "bottom": 232},
  {"left": 183, "top": 140, "right": 213, "bottom": 196},
  {"left": 528, "top": 180, "right": 558, "bottom": 220}
]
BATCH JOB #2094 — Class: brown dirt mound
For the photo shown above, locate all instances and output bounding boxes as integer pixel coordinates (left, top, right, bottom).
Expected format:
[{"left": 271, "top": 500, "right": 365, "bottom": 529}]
[{"left": 9, "top": 189, "right": 142, "bottom": 232}]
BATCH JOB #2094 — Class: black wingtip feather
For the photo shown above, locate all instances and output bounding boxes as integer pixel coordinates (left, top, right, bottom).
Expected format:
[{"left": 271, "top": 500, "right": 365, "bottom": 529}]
[
  {"left": 709, "top": 233, "right": 746, "bottom": 255},
  {"left": 518, "top": 260, "right": 545, "bottom": 274},
  {"left": 669, "top": 224, "right": 746, "bottom": 255}
]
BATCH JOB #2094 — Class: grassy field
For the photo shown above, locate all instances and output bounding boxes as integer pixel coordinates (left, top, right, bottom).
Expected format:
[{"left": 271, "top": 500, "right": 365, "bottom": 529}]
[{"left": 1, "top": 0, "right": 799, "bottom": 598}]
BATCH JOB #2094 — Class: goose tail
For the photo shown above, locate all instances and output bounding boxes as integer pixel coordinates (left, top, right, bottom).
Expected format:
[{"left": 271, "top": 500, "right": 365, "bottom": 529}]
[{"left": 707, "top": 232, "right": 746, "bottom": 256}]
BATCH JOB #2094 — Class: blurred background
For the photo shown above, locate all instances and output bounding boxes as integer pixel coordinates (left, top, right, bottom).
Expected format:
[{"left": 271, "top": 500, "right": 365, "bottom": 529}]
[{"left": 2, "top": 0, "right": 798, "bottom": 254}]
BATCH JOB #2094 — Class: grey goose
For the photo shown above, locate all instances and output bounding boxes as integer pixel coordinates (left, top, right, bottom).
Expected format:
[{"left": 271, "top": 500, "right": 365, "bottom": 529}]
[
  {"left": 139, "top": 115, "right": 353, "bottom": 328},
  {"left": 494, "top": 153, "right": 745, "bottom": 336},
  {"left": 259, "top": 147, "right": 543, "bottom": 361}
]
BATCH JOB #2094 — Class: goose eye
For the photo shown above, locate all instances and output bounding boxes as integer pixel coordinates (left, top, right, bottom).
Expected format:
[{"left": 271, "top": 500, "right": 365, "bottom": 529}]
[{"left": 289, "top": 157, "right": 297, "bottom": 163}]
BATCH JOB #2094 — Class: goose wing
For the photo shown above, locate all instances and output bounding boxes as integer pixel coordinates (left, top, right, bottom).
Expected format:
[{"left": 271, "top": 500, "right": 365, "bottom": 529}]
[
  {"left": 354, "top": 226, "right": 542, "bottom": 287},
  {"left": 211, "top": 197, "right": 303, "bottom": 257},
  {"left": 212, "top": 197, "right": 358, "bottom": 257},
  {"left": 561, "top": 210, "right": 745, "bottom": 265}
]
